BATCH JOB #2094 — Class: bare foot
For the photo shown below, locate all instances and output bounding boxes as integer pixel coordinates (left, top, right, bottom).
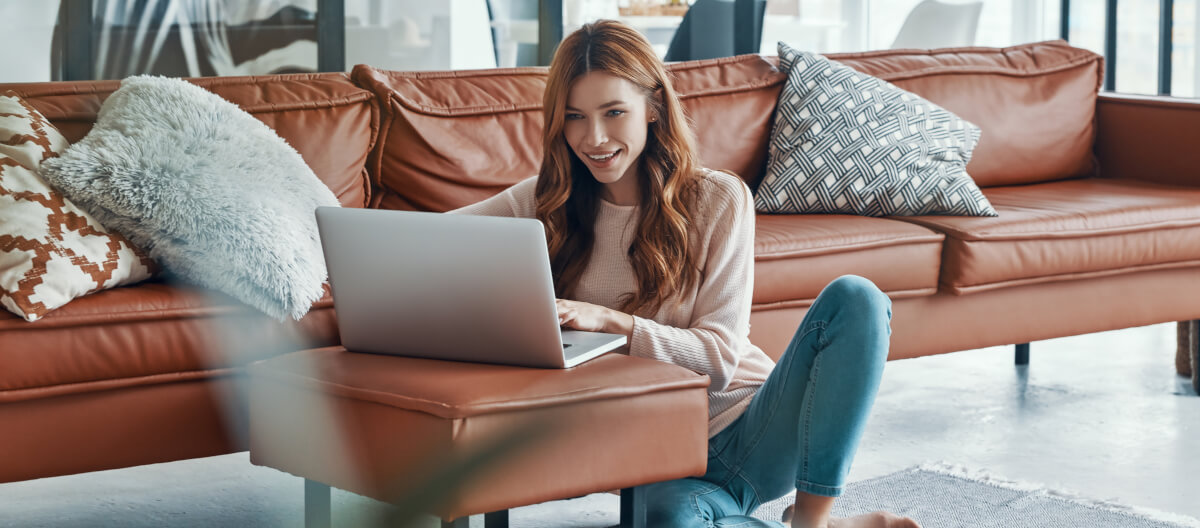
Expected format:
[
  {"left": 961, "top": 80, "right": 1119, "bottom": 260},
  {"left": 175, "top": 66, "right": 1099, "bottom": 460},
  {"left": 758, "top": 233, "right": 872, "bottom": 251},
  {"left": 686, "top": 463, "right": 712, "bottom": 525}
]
[
  {"left": 782, "top": 507, "right": 920, "bottom": 528},
  {"left": 828, "top": 511, "right": 920, "bottom": 528}
]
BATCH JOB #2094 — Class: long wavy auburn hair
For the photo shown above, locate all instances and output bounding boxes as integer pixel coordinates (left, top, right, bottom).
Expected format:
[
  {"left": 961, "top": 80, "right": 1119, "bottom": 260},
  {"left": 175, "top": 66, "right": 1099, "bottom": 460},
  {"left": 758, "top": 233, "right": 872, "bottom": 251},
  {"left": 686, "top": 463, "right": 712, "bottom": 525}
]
[{"left": 537, "top": 20, "right": 704, "bottom": 318}]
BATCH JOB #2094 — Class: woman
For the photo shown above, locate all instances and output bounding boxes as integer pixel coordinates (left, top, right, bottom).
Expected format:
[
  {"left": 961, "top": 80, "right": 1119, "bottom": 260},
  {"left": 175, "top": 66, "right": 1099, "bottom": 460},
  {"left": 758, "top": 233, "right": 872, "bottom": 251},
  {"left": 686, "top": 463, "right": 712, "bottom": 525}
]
[{"left": 450, "top": 20, "right": 919, "bottom": 528}]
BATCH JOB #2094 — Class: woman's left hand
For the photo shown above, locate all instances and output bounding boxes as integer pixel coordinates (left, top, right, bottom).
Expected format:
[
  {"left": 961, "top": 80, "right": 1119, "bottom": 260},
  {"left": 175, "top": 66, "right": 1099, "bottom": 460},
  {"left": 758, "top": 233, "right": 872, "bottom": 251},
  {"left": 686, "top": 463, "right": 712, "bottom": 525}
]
[{"left": 555, "top": 299, "right": 615, "bottom": 333}]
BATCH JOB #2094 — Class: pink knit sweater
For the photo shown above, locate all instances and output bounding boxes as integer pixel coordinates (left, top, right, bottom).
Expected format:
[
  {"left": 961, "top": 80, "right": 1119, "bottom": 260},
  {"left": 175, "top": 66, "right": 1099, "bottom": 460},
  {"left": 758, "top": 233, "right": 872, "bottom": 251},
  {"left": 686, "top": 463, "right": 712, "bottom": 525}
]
[{"left": 448, "top": 170, "right": 776, "bottom": 437}]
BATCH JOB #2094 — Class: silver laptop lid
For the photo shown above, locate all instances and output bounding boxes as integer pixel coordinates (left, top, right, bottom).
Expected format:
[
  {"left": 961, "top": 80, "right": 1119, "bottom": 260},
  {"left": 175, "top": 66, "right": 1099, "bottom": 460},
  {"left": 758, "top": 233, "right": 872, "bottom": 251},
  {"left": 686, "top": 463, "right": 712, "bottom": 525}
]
[{"left": 316, "top": 207, "right": 572, "bottom": 368}]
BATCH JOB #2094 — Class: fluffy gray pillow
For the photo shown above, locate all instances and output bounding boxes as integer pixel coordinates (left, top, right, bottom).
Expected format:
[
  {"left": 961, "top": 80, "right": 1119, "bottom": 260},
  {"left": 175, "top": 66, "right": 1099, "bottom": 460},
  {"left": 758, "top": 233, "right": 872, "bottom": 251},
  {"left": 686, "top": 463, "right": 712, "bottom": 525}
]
[
  {"left": 41, "top": 75, "right": 339, "bottom": 321},
  {"left": 755, "top": 42, "right": 997, "bottom": 217}
]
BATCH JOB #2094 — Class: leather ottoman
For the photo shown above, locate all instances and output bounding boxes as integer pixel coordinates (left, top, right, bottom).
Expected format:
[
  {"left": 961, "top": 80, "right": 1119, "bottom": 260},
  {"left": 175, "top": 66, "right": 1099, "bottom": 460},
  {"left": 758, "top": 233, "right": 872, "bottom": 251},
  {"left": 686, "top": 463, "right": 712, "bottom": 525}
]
[{"left": 247, "top": 346, "right": 711, "bottom": 527}]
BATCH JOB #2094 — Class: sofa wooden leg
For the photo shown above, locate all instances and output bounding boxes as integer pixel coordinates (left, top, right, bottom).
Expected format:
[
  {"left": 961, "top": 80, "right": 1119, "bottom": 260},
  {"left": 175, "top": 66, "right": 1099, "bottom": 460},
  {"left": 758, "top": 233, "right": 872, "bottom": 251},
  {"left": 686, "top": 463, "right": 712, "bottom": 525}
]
[
  {"left": 438, "top": 510, "right": 506, "bottom": 527},
  {"left": 1189, "top": 320, "right": 1199, "bottom": 396},
  {"left": 621, "top": 486, "right": 647, "bottom": 528},
  {"left": 1015, "top": 343, "right": 1030, "bottom": 365},
  {"left": 484, "top": 510, "right": 510, "bottom": 528},
  {"left": 1177, "top": 321, "right": 1194, "bottom": 377},
  {"left": 304, "top": 479, "right": 331, "bottom": 528}
]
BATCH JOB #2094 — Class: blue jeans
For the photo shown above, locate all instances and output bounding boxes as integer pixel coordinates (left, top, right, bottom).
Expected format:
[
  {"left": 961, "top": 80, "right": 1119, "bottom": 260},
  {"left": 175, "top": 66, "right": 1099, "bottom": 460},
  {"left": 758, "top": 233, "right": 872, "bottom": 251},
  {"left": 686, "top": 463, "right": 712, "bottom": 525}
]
[{"left": 644, "top": 275, "right": 892, "bottom": 527}]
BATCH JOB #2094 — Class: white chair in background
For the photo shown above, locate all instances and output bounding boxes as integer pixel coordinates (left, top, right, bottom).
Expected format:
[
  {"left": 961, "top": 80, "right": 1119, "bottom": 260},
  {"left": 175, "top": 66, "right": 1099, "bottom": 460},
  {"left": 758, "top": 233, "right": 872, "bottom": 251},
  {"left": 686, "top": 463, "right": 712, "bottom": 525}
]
[
  {"left": 345, "top": 0, "right": 496, "bottom": 71},
  {"left": 890, "top": 0, "right": 983, "bottom": 50},
  {"left": 766, "top": 0, "right": 799, "bottom": 16},
  {"left": 759, "top": 0, "right": 846, "bottom": 55}
]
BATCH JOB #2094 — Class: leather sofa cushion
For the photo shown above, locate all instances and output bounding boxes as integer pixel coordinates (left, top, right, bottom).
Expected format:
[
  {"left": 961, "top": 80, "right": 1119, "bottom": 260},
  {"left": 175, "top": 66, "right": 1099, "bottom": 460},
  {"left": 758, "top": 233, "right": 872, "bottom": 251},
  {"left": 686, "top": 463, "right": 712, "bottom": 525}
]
[
  {"left": 897, "top": 178, "right": 1200, "bottom": 294},
  {"left": 1096, "top": 93, "right": 1200, "bottom": 187},
  {"left": 352, "top": 55, "right": 783, "bottom": 211},
  {"left": 753, "top": 215, "right": 944, "bottom": 308},
  {"left": 248, "top": 346, "right": 710, "bottom": 518},
  {"left": 0, "top": 281, "right": 338, "bottom": 403},
  {"left": 351, "top": 65, "right": 548, "bottom": 211},
  {"left": 0, "top": 73, "right": 377, "bottom": 208},
  {"left": 353, "top": 41, "right": 1101, "bottom": 212},
  {"left": 251, "top": 346, "right": 710, "bottom": 419},
  {"left": 660, "top": 55, "right": 792, "bottom": 197},
  {"left": 827, "top": 40, "right": 1103, "bottom": 188}
]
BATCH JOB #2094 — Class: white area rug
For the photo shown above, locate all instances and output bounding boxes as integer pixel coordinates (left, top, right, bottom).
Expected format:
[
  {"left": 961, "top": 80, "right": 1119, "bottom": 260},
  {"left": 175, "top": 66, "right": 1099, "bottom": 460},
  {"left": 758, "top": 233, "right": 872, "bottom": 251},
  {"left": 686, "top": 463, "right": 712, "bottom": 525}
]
[{"left": 752, "top": 463, "right": 1200, "bottom": 528}]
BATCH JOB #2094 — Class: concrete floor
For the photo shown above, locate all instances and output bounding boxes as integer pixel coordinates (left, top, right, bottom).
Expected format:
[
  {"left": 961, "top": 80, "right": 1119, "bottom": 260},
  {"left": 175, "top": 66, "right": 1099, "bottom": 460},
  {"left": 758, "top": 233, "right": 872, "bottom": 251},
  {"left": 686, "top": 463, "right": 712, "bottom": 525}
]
[{"left": 1, "top": 322, "right": 1197, "bottom": 527}]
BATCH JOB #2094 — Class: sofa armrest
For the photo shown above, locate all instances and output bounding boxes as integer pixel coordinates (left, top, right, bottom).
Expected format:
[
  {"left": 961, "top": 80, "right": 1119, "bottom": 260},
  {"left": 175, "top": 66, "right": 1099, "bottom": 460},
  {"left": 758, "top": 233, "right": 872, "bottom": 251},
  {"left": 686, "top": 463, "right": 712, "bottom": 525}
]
[{"left": 1095, "top": 93, "right": 1200, "bottom": 187}]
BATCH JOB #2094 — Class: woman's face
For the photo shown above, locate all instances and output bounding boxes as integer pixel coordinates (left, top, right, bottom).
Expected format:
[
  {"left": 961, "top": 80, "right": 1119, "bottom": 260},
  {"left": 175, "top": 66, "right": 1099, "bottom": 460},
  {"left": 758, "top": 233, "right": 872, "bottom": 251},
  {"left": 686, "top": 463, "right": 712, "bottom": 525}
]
[{"left": 563, "top": 72, "right": 654, "bottom": 191}]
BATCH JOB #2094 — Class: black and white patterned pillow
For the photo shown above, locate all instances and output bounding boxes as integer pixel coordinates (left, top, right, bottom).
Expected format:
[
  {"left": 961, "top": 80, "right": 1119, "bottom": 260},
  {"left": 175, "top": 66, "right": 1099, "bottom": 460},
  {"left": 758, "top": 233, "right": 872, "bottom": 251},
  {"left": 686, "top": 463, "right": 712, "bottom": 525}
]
[{"left": 754, "top": 42, "right": 997, "bottom": 217}]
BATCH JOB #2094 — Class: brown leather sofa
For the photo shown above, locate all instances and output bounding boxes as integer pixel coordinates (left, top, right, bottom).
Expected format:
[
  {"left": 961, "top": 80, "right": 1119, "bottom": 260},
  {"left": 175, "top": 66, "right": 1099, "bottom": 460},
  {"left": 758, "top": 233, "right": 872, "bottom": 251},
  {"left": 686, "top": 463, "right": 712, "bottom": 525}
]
[{"left": 3, "top": 39, "right": 1199, "bottom": 488}]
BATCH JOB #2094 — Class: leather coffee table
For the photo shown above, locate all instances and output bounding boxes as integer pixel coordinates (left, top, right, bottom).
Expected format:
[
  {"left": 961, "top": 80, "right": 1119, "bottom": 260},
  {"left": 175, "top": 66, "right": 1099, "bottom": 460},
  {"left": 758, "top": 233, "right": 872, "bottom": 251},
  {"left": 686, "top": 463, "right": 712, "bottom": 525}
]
[{"left": 247, "top": 346, "right": 710, "bottom": 527}]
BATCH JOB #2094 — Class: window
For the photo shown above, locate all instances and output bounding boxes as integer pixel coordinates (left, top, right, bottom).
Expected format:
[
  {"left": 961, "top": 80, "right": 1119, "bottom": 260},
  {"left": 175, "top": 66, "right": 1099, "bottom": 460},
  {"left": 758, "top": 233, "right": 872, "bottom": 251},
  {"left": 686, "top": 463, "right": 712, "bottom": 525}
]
[
  {"left": 0, "top": 2, "right": 63, "bottom": 82},
  {"left": 1, "top": 0, "right": 1193, "bottom": 98}
]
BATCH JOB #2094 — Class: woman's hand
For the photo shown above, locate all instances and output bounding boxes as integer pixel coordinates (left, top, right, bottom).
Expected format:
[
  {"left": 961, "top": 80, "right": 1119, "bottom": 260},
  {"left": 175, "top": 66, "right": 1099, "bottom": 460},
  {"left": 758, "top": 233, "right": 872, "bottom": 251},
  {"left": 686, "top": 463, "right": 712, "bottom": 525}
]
[
  {"left": 555, "top": 299, "right": 610, "bottom": 332},
  {"left": 556, "top": 299, "right": 634, "bottom": 338}
]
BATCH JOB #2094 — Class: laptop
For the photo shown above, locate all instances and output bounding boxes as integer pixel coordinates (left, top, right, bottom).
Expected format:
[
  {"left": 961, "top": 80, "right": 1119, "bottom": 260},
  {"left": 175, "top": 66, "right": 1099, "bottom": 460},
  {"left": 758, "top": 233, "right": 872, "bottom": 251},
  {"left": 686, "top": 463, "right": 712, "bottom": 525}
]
[{"left": 314, "top": 207, "right": 628, "bottom": 368}]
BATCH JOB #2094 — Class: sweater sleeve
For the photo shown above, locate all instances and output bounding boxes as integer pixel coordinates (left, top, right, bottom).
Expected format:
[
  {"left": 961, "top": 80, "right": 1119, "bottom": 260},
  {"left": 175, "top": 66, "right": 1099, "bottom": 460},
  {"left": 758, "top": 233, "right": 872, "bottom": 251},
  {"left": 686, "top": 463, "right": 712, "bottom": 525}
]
[
  {"left": 627, "top": 177, "right": 756, "bottom": 392},
  {"left": 445, "top": 176, "right": 538, "bottom": 218}
]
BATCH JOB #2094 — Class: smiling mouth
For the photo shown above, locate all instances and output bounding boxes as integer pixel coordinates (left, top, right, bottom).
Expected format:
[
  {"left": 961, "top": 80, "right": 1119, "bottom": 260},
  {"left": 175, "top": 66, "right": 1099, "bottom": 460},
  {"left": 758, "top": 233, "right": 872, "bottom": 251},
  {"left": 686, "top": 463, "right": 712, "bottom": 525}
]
[{"left": 584, "top": 149, "right": 621, "bottom": 167}]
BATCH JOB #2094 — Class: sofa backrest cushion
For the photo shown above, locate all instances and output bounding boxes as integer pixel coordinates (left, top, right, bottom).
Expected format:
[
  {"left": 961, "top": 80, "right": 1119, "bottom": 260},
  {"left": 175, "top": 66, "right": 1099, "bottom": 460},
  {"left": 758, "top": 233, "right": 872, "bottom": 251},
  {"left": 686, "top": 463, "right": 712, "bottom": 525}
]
[
  {"left": 355, "top": 40, "right": 1103, "bottom": 212},
  {"left": 353, "top": 55, "right": 783, "bottom": 212},
  {"left": 0, "top": 73, "right": 377, "bottom": 208},
  {"left": 670, "top": 55, "right": 786, "bottom": 195},
  {"left": 352, "top": 65, "right": 549, "bottom": 212},
  {"left": 826, "top": 40, "right": 1103, "bottom": 188}
]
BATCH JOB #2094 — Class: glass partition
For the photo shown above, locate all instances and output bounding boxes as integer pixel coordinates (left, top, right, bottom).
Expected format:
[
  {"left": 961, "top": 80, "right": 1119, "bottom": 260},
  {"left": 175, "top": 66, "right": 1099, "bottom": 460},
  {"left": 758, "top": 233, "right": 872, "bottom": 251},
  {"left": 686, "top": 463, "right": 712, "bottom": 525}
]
[
  {"left": 612, "top": 0, "right": 687, "bottom": 58},
  {"left": 642, "top": 0, "right": 1069, "bottom": 62},
  {"left": 1115, "top": 0, "right": 1162, "bottom": 95},
  {"left": 0, "top": 2, "right": 64, "bottom": 82},
  {"left": 568, "top": 0, "right": 683, "bottom": 59},
  {"left": 0, "top": 0, "right": 1192, "bottom": 98},
  {"left": 1171, "top": 0, "right": 1197, "bottom": 97},
  {"left": 867, "top": 0, "right": 1059, "bottom": 52},
  {"left": 87, "top": 0, "right": 321, "bottom": 79},
  {"left": 490, "top": 0, "right": 544, "bottom": 67},
  {"left": 344, "top": 0, "right": 521, "bottom": 70},
  {"left": 1066, "top": 0, "right": 1107, "bottom": 55},
  {"left": 760, "top": 0, "right": 850, "bottom": 54}
]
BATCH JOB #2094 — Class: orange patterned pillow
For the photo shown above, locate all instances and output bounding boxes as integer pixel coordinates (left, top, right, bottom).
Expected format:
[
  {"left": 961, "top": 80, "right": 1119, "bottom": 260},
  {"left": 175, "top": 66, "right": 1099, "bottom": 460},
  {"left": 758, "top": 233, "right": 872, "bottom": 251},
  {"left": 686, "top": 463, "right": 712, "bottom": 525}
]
[{"left": 0, "top": 92, "right": 156, "bottom": 322}]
